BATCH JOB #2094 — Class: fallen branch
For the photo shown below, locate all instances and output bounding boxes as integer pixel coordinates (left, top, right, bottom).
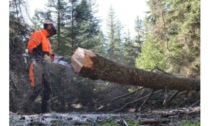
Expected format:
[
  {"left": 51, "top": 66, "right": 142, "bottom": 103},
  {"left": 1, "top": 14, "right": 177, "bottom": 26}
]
[
  {"left": 164, "top": 90, "right": 180, "bottom": 107},
  {"left": 138, "top": 89, "right": 154, "bottom": 111},
  {"left": 112, "top": 90, "right": 163, "bottom": 112},
  {"left": 163, "top": 86, "right": 169, "bottom": 106},
  {"left": 178, "top": 91, "right": 189, "bottom": 96},
  {"left": 121, "top": 117, "right": 129, "bottom": 126},
  {"left": 189, "top": 100, "right": 200, "bottom": 108},
  {"left": 111, "top": 87, "right": 143, "bottom": 102}
]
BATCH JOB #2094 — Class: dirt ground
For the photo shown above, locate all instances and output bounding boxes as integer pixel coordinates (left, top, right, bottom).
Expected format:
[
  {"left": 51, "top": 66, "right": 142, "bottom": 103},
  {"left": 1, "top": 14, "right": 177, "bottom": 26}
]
[{"left": 10, "top": 106, "right": 200, "bottom": 126}]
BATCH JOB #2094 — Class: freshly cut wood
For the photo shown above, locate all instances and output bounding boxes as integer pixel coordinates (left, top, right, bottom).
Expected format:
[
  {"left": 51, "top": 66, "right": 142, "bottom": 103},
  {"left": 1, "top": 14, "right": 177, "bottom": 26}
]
[{"left": 71, "top": 47, "right": 200, "bottom": 91}]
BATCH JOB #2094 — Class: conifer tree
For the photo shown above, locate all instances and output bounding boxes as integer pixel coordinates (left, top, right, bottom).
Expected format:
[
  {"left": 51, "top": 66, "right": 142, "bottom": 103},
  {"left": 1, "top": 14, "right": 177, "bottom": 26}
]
[{"left": 136, "top": 0, "right": 200, "bottom": 78}]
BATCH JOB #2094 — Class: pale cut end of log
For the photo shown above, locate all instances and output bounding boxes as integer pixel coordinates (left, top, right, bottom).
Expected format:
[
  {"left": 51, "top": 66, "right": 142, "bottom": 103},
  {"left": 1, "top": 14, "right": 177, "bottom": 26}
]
[{"left": 71, "top": 47, "right": 96, "bottom": 74}]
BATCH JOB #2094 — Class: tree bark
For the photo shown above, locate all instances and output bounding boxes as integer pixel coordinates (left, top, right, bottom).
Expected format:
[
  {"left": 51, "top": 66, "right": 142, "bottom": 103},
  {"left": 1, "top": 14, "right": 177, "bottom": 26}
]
[{"left": 71, "top": 47, "right": 200, "bottom": 91}]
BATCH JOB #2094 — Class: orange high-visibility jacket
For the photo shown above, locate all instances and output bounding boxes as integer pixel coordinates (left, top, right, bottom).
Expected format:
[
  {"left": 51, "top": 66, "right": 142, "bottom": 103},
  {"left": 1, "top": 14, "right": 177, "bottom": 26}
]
[
  {"left": 27, "top": 29, "right": 53, "bottom": 56},
  {"left": 27, "top": 29, "right": 53, "bottom": 87}
]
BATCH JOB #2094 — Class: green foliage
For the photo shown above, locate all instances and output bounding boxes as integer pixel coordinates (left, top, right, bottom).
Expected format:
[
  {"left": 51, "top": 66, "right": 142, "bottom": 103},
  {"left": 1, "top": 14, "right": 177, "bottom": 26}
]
[
  {"left": 32, "top": 0, "right": 104, "bottom": 57},
  {"left": 73, "top": 0, "right": 102, "bottom": 50},
  {"left": 136, "top": 0, "right": 200, "bottom": 77},
  {"left": 99, "top": 117, "right": 139, "bottom": 126},
  {"left": 136, "top": 35, "right": 167, "bottom": 70},
  {"left": 101, "top": 117, "right": 120, "bottom": 126},
  {"left": 28, "top": 122, "right": 45, "bottom": 126},
  {"left": 106, "top": 7, "right": 122, "bottom": 62},
  {"left": 123, "top": 31, "right": 134, "bottom": 65},
  {"left": 106, "top": 7, "right": 142, "bottom": 67},
  {"left": 123, "top": 117, "right": 139, "bottom": 126},
  {"left": 180, "top": 120, "right": 200, "bottom": 126}
]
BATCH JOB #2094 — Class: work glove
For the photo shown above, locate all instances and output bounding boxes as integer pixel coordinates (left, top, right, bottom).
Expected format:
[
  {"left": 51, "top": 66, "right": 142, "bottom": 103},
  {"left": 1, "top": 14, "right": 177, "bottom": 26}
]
[
  {"left": 50, "top": 54, "right": 55, "bottom": 61},
  {"left": 44, "top": 54, "right": 52, "bottom": 63}
]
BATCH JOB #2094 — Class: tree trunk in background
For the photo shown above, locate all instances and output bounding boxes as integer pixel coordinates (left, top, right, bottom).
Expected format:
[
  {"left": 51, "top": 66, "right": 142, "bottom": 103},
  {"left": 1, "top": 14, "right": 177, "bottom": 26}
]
[{"left": 71, "top": 47, "right": 200, "bottom": 91}]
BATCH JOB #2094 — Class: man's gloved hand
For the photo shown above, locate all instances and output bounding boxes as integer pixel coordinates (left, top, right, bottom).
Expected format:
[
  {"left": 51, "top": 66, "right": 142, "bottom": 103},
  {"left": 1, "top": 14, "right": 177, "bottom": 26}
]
[
  {"left": 50, "top": 54, "right": 55, "bottom": 61},
  {"left": 44, "top": 54, "right": 52, "bottom": 62}
]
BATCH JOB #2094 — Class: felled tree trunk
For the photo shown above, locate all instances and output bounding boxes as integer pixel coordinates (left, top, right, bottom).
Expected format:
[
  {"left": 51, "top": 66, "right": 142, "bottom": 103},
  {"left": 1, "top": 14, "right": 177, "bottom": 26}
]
[{"left": 71, "top": 47, "right": 200, "bottom": 91}]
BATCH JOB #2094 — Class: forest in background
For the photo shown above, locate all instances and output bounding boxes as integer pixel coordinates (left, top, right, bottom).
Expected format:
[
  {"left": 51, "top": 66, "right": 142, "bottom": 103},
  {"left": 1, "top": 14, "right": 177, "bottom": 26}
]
[{"left": 9, "top": 0, "right": 200, "bottom": 125}]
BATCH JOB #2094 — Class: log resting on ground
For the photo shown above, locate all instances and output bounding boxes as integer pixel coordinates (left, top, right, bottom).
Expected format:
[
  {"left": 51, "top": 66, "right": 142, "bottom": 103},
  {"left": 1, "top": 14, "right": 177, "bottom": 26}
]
[{"left": 71, "top": 47, "right": 200, "bottom": 91}]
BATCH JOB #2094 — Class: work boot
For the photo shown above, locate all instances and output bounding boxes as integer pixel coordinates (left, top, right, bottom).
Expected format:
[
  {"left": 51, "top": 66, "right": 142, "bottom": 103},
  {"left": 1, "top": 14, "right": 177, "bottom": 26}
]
[
  {"left": 41, "top": 88, "right": 52, "bottom": 113},
  {"left": 17, "top": 89, "right": 41, "bottom": 115},
  {"left": 41, "top": 98, "right": 52, "bottom": 113}
]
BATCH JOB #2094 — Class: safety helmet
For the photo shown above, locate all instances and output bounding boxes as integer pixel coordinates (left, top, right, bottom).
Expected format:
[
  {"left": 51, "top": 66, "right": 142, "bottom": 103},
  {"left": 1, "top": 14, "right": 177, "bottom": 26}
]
[{"left": 43, "top": 22, "right": 57, "bottom": 36}]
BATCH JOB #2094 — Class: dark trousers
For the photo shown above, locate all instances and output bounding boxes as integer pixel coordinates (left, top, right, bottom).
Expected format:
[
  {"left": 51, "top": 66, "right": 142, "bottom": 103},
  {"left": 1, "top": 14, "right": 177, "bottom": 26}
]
[{"left": 19, "top": 59, "right": 52, "bottom": 113}]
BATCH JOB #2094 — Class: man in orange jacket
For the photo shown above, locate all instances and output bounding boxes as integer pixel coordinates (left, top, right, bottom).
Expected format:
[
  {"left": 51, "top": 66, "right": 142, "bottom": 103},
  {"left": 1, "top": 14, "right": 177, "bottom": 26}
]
[{"left": 18, "top": 22, "right": 57, "bottom": 114}]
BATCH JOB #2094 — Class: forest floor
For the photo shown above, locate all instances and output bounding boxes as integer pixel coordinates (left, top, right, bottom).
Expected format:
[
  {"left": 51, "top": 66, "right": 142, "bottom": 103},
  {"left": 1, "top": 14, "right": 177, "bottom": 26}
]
[
  {"left": 10, "top": 82, "right": 200, "bottom": 125},
  {"left": 10, "top": 106, "right": 200, "bottom": 126}
]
